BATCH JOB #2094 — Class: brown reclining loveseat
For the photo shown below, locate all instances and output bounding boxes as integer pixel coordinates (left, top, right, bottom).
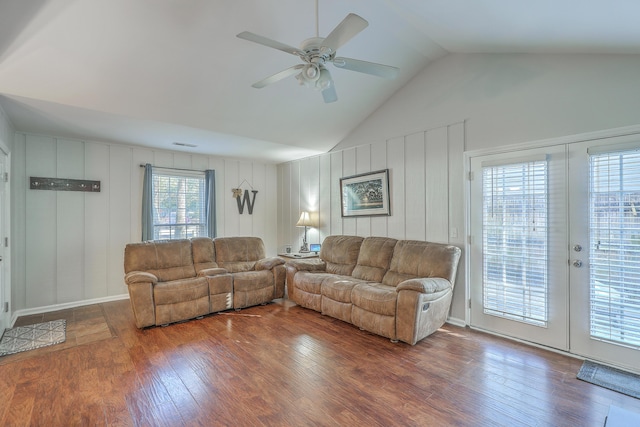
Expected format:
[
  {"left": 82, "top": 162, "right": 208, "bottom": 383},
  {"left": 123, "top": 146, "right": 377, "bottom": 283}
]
[{"left": 124, "top": 236, "right": 285, "bottom": 328}]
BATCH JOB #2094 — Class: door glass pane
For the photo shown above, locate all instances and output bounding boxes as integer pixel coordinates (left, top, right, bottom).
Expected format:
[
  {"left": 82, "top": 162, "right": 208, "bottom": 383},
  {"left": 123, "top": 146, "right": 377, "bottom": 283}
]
[
  {"left": 482, "top": 160, "right": 549, "bottom": 326},
  {"left": 590, "top": 150, "right": 640, "bottom": 348}
]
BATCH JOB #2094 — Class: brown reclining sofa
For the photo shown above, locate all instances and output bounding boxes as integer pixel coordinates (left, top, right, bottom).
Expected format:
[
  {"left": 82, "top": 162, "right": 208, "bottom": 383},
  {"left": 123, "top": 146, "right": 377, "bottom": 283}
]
[{"left": 285, "top": 235, "right": 461, "bottom": 345}]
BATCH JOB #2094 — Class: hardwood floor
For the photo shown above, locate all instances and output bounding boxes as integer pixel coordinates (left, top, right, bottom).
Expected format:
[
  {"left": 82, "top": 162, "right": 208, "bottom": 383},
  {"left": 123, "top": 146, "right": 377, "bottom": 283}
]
[{"left": 1, "top": 299, "right": 639, "bottom": 426}]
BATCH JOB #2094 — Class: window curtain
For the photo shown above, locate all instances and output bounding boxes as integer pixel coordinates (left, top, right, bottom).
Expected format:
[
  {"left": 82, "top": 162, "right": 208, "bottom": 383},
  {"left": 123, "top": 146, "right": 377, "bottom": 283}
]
[
  {"left": 141, "top": 163, "right": 154, "bottom": 241},
  {"left": 205, "top": 169, "right": 217, "bottom": 238}
]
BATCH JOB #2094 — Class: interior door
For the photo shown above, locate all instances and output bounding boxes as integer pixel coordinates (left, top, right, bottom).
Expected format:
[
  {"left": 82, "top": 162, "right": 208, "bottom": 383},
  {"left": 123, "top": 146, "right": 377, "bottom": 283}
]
[
  {"left": 469, "top": 145, "right": 569, "bottom": 350},
  {"left": 568, "top": 135, "right": 640, "bottom": 373}
]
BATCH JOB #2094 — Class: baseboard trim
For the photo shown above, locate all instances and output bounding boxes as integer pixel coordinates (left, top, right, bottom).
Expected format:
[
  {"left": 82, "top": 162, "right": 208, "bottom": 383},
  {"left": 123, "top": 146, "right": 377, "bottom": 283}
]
[
  {"left": 10, "top": 294, "right": 130, "bottom": 327},
  {"left": 446, "top": 317, "right": 467, "bottom": 328}
]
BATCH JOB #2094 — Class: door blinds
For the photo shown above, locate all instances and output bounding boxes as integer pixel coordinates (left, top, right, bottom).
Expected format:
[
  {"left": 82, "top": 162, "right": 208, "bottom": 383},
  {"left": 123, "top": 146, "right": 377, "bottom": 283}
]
[
  {"left": 482, "top": 159, "right": 549, "bottom": 327},
  {"left": 589, "top": 149, "right": 640, "bottom": 348}
]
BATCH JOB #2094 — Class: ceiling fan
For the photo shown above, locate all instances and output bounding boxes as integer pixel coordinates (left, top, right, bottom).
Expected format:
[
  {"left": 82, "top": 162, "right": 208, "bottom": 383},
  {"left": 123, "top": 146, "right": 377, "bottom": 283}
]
[{"left": 236, "top": 4, "right": 398, "bottom": 103}]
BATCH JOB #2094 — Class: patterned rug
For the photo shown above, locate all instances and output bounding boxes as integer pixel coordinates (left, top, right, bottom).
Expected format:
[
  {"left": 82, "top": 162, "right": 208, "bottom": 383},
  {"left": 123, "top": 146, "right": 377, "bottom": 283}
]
[
  {"left": 0, "top": 320, "right": 66, "bottom": 356},
  {"left": 577, "top": 360, "right": 640, "bottom": 399}
]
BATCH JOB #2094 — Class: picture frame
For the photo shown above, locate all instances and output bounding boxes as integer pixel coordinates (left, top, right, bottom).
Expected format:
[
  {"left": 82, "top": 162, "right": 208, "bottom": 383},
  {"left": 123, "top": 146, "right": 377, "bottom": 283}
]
[{"left": 340, "top": 169, "right": 391, "bottom": 217}]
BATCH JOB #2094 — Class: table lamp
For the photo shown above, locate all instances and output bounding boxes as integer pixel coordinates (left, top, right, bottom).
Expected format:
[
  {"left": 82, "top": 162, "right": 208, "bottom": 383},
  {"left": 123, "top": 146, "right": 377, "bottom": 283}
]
[{"left": 296, "top": 211, "right": 314, "bottom": 252}]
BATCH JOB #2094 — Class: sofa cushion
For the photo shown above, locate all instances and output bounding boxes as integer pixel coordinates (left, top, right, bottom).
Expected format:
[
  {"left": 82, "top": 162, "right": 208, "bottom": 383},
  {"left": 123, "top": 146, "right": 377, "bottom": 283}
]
[
  {"left": 382, "top": 240, "right": 461, "bottom": 287},
  {"left": 124, "top": 239, "right": 196, "bottom": 282},
  {"left": 352, "top": 237, "right": 397, "bottom": 282},
  {"left": 351, "top": 283, "right": 398, "bottom": 316},
  {"left": 214, "top": 237, "right": 266, "bottom": 272},
  {"left": 321, "top": 277, "right": 366, "bottom": 303},
  {"left": 294, "top": 272, "right": 330, "bottom": 295},
  {"left": 153, "top": 277, "right": 209, "bottom": 305},
  {"left": 191, "top": 237, "right": 218, "bottom": 272},
  {"left": 320, "top": 235, "right": 364, "bottom": 276},
  {"left": 232, "top": 270, "right": 274, "bottom": 292}
]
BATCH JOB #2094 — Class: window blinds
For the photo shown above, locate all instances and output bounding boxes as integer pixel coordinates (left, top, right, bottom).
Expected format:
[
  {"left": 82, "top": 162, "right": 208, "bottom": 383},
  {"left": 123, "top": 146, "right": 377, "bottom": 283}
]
[
  {"left": 590, "top": 150, "right": 640, "bottom": 348},
  {"left": 152, "top": 170, "right": 207, "bottom": 240},
  {"left": 482, "top": 159, "right": 549, "bottom": 327}
]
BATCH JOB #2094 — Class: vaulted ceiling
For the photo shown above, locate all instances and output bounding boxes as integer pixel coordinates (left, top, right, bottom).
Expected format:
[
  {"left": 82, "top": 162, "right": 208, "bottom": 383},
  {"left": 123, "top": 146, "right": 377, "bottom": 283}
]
[{"left": 2, "top": 0, "right": 640, "bottom": 162}]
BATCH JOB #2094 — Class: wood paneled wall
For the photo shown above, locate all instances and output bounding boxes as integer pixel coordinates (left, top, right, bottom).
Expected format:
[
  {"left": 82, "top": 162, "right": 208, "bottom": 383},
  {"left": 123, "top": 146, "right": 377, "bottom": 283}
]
[
  {"left": 277, "top": 122, "right": 467, "bottom": 321},
  {"left": 0, "top": 105, "right": 13, "bottom": 153},
  {"left": 12, "top": 134, "right": 278, "bottom": 312}
]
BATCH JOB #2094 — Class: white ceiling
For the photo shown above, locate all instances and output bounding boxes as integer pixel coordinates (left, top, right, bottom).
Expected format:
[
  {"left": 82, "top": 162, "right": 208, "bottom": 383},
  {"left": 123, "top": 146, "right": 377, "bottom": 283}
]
[{"left": 1, "top": 0, "right": 640, "bottom": 163}]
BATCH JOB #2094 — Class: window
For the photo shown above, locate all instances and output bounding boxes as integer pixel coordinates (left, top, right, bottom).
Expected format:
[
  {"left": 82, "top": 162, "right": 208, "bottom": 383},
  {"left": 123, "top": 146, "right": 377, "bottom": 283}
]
[
  {"left": 590, "top": 149, "right": 640, "bottom": 348},
  {"left": 482, "top": 158, "right": 549, "bottom": 326},
  {"left": 142, "top": 165, "right": 216, "bottom": 241},
  {"left": 152, "top": 170, "right": 206, "bottom": 239}
]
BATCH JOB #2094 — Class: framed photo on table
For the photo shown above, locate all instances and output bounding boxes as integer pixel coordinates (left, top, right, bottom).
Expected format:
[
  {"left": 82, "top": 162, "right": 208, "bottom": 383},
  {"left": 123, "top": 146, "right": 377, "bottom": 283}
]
[{"left": 340, "top": 169, "right": 390, "bottom": 217}]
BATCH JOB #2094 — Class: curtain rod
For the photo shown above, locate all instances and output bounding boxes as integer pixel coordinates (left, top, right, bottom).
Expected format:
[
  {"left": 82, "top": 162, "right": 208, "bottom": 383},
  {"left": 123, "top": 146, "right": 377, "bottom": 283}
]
[{"left": 139, "top": 164, "right": 207, "bottom": 173}]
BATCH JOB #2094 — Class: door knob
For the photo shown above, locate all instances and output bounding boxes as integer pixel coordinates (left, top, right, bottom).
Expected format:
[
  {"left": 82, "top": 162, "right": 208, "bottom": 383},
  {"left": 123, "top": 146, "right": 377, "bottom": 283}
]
[
  {"left": 573, "top": 244, "right": 582, "bottom": 252},
  {"left": 572, "top": 259, "right": 583, "bottom": 268}
]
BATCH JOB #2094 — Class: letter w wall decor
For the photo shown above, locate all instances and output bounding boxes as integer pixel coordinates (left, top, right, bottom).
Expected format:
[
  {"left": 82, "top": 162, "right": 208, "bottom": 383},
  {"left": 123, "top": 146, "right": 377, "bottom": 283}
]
[
  {"left": 236, "top": 189, "right": 258, "bottom": 214},
  {"left": 232, "top": 179, "right": 258, "bottom": 214}
]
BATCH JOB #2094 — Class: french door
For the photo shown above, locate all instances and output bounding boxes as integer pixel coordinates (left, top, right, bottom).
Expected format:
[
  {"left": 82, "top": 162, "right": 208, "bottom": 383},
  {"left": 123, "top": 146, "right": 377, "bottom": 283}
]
[
  {"left": 568, "top": 135, "right": 640, "bottom": 372},
  {"left": 469, "top": 134, "right": 640, "bottom": 371},
  {"left": 469, "top": 145, "right": 569, "bottom": 350}
]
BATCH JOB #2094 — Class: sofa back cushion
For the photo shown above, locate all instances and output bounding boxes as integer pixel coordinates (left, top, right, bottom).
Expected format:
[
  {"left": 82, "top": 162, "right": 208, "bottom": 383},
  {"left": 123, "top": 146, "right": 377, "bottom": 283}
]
[
  {"left": 124, "top": 239, "right": 196, "bottom": 281},
  {"left": 382, "top": 240, "right": 461, "bottom": 287},
  {"left": 191, "top": 237, "right": 219, "bottom": 272},
  {"left": 320, "top": 235, "right": 364, "bottom": 276},
  {"left": 214, "top": 237, "right": 266, "bottom": 273},
  {"left": 352, "top": 237, "right": 398, "bottom": 282}
]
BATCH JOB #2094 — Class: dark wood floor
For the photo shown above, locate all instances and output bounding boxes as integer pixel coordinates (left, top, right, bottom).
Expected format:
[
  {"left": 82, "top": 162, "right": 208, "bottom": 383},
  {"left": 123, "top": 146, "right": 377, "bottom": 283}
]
[{"left": 1, "top": 299, "right": 639, "bottom": 426}]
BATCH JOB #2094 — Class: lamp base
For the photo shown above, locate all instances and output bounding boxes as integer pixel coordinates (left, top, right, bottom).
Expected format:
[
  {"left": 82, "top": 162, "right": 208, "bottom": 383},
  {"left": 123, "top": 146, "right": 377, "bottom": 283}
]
[{"left": 299, "top": 244, "right": 309, "bottom": 253}]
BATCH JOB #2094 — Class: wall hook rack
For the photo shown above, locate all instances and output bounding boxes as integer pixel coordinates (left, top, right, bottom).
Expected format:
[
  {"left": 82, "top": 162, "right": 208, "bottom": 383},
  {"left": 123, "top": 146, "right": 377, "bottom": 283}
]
[{"left": 30, "top": 177, "right": 101, "bottom": 192}]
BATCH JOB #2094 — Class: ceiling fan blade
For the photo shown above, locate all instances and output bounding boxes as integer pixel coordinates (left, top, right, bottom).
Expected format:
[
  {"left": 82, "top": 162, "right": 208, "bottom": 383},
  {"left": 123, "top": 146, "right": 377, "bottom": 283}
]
[
  {"left": 332, "top": 57, "right": 399, "bottom": 80},
  {"left": 321, "top": 13, "right": 368, "bottom": 53},
  {"left": 237, "top": 31, "right": 304, "bottom": 56},
  {"left": 252, "top": 64, "right": 305, "bottom": 88},
  {"left": 322, "top": 84, "right": 337, "bottom": 103}
]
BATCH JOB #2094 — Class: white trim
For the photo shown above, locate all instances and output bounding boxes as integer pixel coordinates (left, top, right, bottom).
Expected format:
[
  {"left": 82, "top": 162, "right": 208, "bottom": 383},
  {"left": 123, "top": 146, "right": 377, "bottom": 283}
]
[
  {"left": 467, "top": 123, "right": 640, "bottom": 159},
  {"left": 446, "top": 316, "right": 467, "bottom": 328},
  {"left": 10, "top": 294, "right": 129, "bottom": 327}
]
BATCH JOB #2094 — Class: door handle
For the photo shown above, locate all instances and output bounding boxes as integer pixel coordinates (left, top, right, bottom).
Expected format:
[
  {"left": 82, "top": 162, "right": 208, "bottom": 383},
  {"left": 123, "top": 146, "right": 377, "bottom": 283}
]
[{"left": 572, "top": 259, "right": 583, "bottom": 268}]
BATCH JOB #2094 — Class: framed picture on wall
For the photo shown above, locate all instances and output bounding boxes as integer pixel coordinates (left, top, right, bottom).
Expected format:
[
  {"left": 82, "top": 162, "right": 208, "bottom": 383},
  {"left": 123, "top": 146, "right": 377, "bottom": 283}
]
[{"left": 340, "top": 169, "right": 391, "bottom": 217}]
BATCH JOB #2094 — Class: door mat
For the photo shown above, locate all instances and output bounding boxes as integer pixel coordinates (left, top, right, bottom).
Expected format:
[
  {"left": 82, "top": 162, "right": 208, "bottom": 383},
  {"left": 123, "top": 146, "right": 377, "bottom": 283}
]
[
  {"left": 0, "top": 320, "right": 66, "bottom": 356},
  {"left": 577, "top": 360, "right": 640, "bottom": 399}
]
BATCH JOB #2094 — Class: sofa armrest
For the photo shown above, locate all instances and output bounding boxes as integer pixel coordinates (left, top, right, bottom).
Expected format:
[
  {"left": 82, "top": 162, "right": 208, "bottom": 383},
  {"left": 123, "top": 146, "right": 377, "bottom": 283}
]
[
  {"left": 197, "top": 267, "right": 229, "bottom": 277},
  {"left": 396, "top": 277, "right": 452, "bottom": 294},
  {"left": 285, "top": 259, "right": 326, "bottom": 272},
  {"left": 255, "top": 256, "right": 285, "bottom": 271},
  {"left": 125, "top": 271, "right": 158, "bottom": 285}
]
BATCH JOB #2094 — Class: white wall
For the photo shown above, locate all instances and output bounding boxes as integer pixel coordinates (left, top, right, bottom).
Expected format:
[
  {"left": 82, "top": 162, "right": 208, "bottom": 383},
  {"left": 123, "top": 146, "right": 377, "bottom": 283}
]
[
  {"left": 336, "top": 53, "right": 640, "bottom": 152},
  {"left": 12, "top": 133, "right": 278, "bottom": 312},
  {"left": 277, "top": 122, "right": 466, "bottom": 320}
]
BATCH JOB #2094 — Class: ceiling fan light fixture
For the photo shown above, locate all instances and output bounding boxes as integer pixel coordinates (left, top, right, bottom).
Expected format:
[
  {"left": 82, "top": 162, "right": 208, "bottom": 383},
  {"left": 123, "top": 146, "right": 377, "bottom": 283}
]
[
  {"left": 316, "top": 67, "right": 332, "bottom": 91},
  {"left": 304, "top": 64, "right": 320, "bottom": 80},
  {"left": 296, "top": 64, "right": 321, "bottom": 88}
]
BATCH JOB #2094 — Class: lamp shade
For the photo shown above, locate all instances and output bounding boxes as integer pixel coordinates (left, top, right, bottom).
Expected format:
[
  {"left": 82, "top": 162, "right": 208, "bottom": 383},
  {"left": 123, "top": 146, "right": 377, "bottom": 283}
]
[{"left": 296, "top": 211, "right": 314, "bottom": 227}]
